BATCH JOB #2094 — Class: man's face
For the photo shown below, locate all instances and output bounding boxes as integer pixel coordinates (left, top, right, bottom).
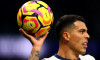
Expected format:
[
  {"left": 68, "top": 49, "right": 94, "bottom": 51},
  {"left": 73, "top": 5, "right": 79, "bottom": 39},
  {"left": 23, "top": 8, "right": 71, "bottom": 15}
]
[{"left": 68, "top": 21, "right": 90, "bottom": 55}]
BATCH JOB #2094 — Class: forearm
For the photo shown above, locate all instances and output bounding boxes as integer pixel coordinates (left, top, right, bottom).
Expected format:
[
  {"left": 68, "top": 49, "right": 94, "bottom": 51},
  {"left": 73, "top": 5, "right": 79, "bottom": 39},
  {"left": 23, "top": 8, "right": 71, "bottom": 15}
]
[{"left": 29, "top": 46, "right": 41, "bottom": 60}]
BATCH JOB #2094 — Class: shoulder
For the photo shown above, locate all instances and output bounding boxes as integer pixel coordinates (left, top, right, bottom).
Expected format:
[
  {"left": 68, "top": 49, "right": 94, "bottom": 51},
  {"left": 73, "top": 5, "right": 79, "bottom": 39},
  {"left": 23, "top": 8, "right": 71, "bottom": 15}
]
[
  {"left": 79, "top": 54, "right": 95, "bottom": 60},
  {"left": 42, "top": 55, "right": 60, "bottom": 60}
]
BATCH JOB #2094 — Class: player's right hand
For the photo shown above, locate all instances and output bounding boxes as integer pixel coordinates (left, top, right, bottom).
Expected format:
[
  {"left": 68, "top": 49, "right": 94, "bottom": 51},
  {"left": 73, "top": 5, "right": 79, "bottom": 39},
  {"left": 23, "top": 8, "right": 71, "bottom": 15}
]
[{"left": 19, "top": 28, "right": 49, "bottom": 51}]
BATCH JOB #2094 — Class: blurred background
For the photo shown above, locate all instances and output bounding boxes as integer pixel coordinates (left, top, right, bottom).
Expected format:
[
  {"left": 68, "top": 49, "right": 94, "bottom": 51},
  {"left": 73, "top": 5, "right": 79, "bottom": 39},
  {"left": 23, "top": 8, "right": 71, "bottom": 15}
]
[{"left": 0, "top": 0, "right": 100, "bottom": 60}]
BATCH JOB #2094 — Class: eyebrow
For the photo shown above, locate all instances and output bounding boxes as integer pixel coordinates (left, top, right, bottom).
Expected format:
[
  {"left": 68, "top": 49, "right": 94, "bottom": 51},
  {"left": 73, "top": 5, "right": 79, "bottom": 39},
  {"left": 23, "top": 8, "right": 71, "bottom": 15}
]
[{"left": 79, "top": 29, "right": 88, "bottom": 31}]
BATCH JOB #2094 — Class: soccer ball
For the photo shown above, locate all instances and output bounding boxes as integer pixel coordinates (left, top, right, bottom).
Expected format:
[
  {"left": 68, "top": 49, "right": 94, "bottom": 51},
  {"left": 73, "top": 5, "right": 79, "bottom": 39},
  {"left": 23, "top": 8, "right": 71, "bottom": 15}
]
[{"left": 17, "top": 1, "right": 54, "bottom": 37}]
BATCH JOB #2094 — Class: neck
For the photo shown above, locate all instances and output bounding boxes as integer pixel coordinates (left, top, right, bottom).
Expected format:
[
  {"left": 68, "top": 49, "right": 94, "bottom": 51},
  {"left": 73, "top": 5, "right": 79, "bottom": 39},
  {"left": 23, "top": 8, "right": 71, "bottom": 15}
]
[{"left": 57, "top": 41, "right": 79, "bottom": 59}]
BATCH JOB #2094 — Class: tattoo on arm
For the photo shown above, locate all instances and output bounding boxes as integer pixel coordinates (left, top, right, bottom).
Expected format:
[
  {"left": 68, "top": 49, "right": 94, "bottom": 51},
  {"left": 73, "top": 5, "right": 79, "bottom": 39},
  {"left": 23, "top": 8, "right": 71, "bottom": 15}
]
[
  {"left": 29, "top": 51, "right": 40, "bottom": 60},
  {"left": 34, "top": 51, "right": 40, "bottom": 57}
]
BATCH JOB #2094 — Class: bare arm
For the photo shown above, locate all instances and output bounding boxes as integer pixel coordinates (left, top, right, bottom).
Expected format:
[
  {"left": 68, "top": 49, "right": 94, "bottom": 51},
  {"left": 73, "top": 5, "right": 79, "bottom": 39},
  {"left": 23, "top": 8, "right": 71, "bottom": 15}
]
[
  {"left": 28, "top": 47, "right": 40, "bottom": 60},
  {"left": 19, "top": 28, "right": 48, "bottom": 60}
]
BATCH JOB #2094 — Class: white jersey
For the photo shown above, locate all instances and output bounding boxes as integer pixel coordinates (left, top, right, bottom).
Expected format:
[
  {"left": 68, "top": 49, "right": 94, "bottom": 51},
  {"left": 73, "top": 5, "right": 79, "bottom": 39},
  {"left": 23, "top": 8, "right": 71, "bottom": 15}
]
[{"left": 42, "top": 54, "right": 95, "bottom": 60}]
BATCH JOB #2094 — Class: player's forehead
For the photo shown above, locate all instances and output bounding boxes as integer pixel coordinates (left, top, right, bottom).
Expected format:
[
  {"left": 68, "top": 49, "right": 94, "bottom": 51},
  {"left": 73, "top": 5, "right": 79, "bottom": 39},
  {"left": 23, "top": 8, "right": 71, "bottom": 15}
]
[{"left": 74, "top": 21, "right": 88, "bottom": 30}]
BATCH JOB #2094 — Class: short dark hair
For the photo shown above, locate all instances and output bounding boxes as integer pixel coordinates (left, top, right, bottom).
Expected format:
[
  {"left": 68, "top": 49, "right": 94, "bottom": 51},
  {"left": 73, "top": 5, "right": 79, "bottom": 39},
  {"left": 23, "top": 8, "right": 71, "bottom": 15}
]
[{"left": 56, "top": 14, "right": 85, "bottom": 40}]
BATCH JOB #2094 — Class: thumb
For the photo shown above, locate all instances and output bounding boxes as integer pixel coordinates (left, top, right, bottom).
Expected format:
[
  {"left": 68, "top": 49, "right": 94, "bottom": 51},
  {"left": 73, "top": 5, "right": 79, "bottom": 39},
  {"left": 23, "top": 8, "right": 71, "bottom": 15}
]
[{"left": 39, "top": 32, "right": 49, "bottom": 42}]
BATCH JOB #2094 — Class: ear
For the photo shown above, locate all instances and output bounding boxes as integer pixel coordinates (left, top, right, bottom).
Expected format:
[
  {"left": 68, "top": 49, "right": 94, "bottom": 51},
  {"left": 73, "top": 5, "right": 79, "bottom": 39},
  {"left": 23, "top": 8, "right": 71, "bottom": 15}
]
[{"left": 63, "top": 32, "right": 70, "bottom": 41}]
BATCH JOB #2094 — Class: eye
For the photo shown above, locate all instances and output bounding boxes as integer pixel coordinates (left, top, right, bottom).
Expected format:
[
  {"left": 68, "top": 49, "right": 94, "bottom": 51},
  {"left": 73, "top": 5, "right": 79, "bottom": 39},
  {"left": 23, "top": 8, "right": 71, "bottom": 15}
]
[
  {"left": 80, "top": 31, "right": 84, "bottom": 34},
  {"left": 79, "top": 29, "right": 85, "bottom": 34}
]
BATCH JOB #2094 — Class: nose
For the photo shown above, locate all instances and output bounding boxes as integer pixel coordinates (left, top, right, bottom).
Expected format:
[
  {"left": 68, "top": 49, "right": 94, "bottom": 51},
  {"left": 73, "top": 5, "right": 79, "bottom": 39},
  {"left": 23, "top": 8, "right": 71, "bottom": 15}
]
[{"left": 85, "top": 32, "right": 90, "bottom": 39}]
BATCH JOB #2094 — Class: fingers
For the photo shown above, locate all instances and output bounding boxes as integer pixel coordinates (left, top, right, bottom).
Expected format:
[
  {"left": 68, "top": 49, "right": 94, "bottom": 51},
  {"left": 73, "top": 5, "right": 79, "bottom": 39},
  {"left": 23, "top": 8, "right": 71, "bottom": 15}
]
[
  {"left": 19, "top": 28, "right": 49, "bottom": 45},
  {"left": 19, "top": 28, "right": 29, "bottom": 39},
  {"left": 19, "top": 28, "right": 38, "bottom": 45},
  {"left": 19, "top": 28, "right": 34, "bottom": 40}
]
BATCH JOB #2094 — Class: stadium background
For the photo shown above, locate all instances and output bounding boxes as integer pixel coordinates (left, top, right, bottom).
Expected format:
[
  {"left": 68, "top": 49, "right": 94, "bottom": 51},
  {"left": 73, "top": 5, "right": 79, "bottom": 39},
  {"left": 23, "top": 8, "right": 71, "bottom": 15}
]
[{"left": 0, "top": 0, "right": 100, "bottom": 60}]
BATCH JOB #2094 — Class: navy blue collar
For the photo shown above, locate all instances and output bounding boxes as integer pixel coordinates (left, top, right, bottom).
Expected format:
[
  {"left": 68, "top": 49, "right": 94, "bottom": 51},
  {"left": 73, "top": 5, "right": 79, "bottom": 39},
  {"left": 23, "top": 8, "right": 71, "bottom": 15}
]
[{"left": 54, "top": 54, "right": 81, "bottom": 60}]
